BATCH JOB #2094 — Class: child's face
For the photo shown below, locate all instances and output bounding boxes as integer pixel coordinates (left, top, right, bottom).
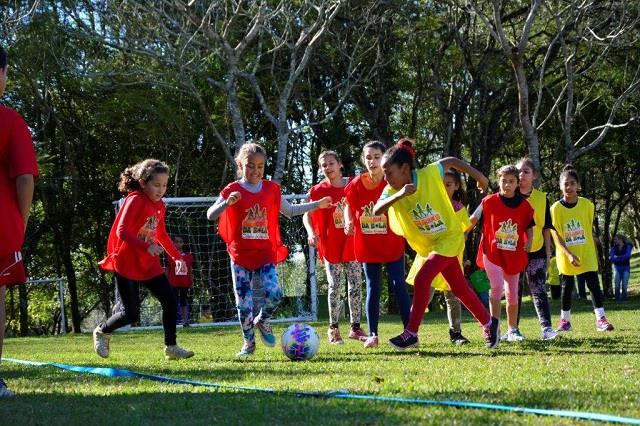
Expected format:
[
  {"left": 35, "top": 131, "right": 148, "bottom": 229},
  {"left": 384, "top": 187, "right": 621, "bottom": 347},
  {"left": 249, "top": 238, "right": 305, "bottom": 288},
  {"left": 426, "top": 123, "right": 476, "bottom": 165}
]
[
  {"left": 174, "top": 237, "right": 184, "bottom": 250},
  {"left": 382, "top": 159, "right": 411, "bottom": 190},
  {"left": 560, "top": 175, "right": 579, "bottom": 200},
  {"left": 140, "top": 172, "right": 169, "bottom": 203},
  {"left": 362, "top": 147, "right": 383, "bottom": 176},
  {"left": 444, "top": 175, "right": 459, "bottom": 200},
  {"left": 518, "top": 164, "right": 535, "bottom": 191},
  {"left": 319, "top": 155, "right": 342, "bottom": 181},
  {"left": 240, "top": 153, "right": 266, "bottom": 184},
  {"left": 498, "top": 173, "right": 518, "bottom": 198}
]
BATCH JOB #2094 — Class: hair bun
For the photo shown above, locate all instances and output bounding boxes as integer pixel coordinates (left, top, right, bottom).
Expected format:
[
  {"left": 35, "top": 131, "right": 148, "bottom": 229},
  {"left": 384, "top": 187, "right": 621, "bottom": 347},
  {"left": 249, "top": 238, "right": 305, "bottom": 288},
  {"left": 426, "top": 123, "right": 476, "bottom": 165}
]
[{"left": 395, "top": 138, "right": 416, "bottom": 159}]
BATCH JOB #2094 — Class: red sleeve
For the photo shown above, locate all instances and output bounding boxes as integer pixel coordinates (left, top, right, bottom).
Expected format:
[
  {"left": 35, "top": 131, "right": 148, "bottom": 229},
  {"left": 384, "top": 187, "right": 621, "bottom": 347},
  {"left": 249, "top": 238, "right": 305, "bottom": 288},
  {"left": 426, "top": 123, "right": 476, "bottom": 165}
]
[
  {"left": 115, "top": 195, "right": 151, "bottom": 251},
  {"left": 220, "top": 183, "right": 235, "bottom": 199},
  {"left": 157, "top": 207, "right": 182, "bottom": 261},
  {"left": 9, "top": 113, "right": 39, "bottom": 179}
]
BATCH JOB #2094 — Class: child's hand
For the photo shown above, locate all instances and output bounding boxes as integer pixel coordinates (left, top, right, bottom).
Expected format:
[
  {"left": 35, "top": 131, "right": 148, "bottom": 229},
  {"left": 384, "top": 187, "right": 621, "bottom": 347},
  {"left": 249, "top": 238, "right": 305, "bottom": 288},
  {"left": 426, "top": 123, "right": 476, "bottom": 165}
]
[
  {"left": 317, "top": 196, "right": 332, "bottom": 209},
  {"left": 400, "top": 183, "right": 416, "bottom": 197},
  {"left": 477, "top": 177, "right": 490, "bottom": 193},
  {"left": 147, "top": 244, "right": 164, "bottom": 256},
  {"left": 344, "top": 220, "right": 354, "bottom": 236},
  {"left": 569, "top": 253, "right": 581, "bottom": 266},
  {"left": 307, "top": 234, "right": 318, "bottom": 247},
  {"left": 523, "top": 241, "right": 532, "bottom": 252},
  {"left": 226, "top": 191, "right": 241, "bottom": 206}
]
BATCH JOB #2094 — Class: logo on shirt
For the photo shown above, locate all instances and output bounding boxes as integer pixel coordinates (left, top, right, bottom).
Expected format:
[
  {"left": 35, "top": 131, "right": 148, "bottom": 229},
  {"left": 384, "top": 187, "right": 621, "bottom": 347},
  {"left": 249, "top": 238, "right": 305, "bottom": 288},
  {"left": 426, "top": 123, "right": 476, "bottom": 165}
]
[
  {"left": 242, "top": 204, "right": 268, "bottom": 240},
  {"left": 563, "top": 218, "right": 586, "bottom": 246},
  {"left": 495, "top": 218, "right": 518, "bottom": 251},
  {"left": 137, "top": 215, "right": 159, "bottom": 244},
  {"left": 359, "top": 202, "right": 388, "bottom": 235},
  {"left": 411, "top": 202, "right": 447, "bottom": 235},
  {"left": 332, "top": 197, "right": 346, "bottom": 229}
]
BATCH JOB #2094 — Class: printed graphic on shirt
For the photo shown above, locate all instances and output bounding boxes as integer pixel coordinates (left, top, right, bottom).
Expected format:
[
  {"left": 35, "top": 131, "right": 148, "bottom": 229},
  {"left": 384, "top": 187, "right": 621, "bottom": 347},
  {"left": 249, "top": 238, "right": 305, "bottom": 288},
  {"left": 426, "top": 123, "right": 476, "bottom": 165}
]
[
  {"left": 563, "top": 218, "right": 586, "bottom": 246},
  {"left": 332, "top": 198, "right": 346, "bottom": 229},
  {"left": 359, "top": 202, "right": 388, "bottom": 235},
  {"left": 411, "top": 202, "right": 447, "bottom": 235},
  {"left": 242, "top": 204, "right": 269, "bottom": 240},
  {"left": 495, "top": 218, "right": 518, "bottom": 251},
  {"left": 137, "top": 214, "right": 159, "bottom": 244}
]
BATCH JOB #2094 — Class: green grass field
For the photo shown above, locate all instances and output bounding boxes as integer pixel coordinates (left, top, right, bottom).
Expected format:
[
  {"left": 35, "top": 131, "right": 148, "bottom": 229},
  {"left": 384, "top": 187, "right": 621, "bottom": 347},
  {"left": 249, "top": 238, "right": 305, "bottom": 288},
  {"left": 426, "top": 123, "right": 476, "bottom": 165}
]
[{"left": 2, "top": 264, "right": 639, "bottom": 425}]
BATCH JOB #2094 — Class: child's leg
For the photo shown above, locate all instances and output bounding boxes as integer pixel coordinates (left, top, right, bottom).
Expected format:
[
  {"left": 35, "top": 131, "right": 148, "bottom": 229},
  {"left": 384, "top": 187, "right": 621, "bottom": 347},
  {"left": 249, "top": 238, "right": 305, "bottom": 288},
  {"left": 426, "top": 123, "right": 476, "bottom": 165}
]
[
  {"left": 144, "top": 274, "right": 178, "bottom": 346},
  {"left": 363, "top": 262, "right": 381, "bottom": 336},
  {"left": 324, "top": 261, "right": 343, "bottom": 327},
  {"left": 345, "top": 261, "right": 363, "bottom": 327},
  {"left": 441, "top": 259, "right": 491, "bottom": 326},
  {"left": 559, "top": 274, "right": 574, "bottom": 320},
  {"left": 524, "top": 258, "right": 552, "bottom": 329},
  {"left": 256, "top": 263, "right": 282, "bottom": 321},
  {"left": 101, "top": 274, "right": 141, "bottom": 333},
  {"left": 582, "top": 271, "right": 604, "bottom": 309},
  {"left": 444, "top": 291, "right": 462, "bottom": 333},
  {"left": 407, "top": 254, "right": 448, "bottom": 333},
  {"left": 503, "top": 272, "right": 520, "bottom": 330},
  {"left": 387, "top": 256, "right": 411, "bottom": 328},
  {"left": 483, "top": 254, "right": 505, "bottom": 322},
  {"left": 231, "top": 262, "right": 255, "bottom": 342},
  {"left": 613, "top": 267, "right": 621, "bottom": 300},
  {"left": 621, "top": 269, "right": 630, "bottom": 300}
]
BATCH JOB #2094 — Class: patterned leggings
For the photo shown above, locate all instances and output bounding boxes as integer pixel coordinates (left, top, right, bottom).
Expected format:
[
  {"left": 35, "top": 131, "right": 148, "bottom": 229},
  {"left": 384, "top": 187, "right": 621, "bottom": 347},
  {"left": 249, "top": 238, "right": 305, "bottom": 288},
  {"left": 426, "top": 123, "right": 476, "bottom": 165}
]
[
  {"left": 518, "top": 257, "right": 552, "bottom": 329},
  {"left": 231, "top": 262, "right": 282, "bottom": 342},
  {"left": 325, "top": 260, "right": 363, "bottom": 327}
]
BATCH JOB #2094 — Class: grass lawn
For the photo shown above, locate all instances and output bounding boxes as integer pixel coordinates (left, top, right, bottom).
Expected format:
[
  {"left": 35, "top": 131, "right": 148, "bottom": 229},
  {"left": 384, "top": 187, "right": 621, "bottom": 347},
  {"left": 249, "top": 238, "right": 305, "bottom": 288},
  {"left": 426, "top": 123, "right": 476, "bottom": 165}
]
[{"left": 2, "top": 260, "right": 639, "bottom": 425}]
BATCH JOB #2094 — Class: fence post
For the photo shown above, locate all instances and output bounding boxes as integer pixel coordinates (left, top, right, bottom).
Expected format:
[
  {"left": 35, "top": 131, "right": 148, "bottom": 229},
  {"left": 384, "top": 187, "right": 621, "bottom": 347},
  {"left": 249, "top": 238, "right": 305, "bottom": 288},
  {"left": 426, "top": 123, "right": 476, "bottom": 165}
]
[{"left": 57, "top": 278, "right": 67, "bottom": 334}]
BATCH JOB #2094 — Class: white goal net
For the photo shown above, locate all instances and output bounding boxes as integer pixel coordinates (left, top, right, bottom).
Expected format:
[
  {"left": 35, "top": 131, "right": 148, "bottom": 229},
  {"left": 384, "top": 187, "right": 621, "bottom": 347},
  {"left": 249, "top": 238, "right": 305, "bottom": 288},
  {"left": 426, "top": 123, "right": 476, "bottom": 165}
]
[{"left": 112, "top": 195, "right": 318, "bottom": 328}]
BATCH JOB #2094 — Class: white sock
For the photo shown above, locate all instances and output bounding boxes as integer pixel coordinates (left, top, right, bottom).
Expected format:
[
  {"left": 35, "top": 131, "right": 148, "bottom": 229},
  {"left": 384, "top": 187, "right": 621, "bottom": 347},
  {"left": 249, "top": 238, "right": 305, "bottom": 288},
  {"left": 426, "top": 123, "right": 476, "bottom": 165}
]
[
  {"left": 561, "top": 310, "right": 571, "bottom": 321},
  {"left": 594, "top": 307, "right": 605, "bottom": 320}
]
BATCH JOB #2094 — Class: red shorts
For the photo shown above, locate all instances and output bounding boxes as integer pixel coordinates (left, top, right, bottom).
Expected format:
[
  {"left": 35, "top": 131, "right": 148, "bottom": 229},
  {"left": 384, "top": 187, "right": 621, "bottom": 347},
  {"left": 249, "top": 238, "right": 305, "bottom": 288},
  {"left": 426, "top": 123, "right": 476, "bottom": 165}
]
[{"left": 0, "top": 252, "right": 27, "bottom": 287}]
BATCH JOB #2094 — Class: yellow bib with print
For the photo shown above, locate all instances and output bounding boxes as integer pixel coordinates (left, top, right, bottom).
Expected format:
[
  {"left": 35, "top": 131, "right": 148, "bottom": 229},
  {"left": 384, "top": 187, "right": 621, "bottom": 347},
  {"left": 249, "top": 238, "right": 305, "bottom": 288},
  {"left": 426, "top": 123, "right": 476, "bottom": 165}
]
[
  {"left": 526, "top": 189, "right": 546, "bottom": 253},
  {"left": 550, "top": 197, "right": 598, "bottom": 275}
]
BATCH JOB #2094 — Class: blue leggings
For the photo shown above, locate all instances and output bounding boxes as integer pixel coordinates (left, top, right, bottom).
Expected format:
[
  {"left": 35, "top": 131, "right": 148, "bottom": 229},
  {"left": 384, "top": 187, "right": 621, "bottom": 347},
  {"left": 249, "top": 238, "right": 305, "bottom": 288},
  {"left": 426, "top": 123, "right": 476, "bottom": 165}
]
[
  {"left": 231, "top": 262, "right": 282, "bottom": 342},
  {"left": 363, "top": 256, "right": 411, "bottom": 336}
]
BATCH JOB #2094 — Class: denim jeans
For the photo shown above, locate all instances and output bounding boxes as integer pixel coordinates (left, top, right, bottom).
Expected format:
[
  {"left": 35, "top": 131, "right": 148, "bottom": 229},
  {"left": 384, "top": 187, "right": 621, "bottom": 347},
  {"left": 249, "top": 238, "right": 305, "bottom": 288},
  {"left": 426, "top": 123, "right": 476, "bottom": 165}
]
[{"left": 613, "top": 267, "right": 630, "bottom": 300}]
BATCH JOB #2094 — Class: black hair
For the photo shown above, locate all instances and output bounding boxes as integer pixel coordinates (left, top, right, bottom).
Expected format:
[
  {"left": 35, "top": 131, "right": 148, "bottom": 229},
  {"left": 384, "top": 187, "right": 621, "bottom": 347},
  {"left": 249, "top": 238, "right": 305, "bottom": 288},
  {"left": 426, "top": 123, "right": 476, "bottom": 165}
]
[
  {"left": 382, "top": 138, "right": 418, "bottom": 170},
  {"left": 444, "top": 169, "right": 466, "bottom": 205},
  {"left": 559, "top": 164, "right": 580, "bottom": 184},
  {"left": 0, "top": 44, "right": 7, "bottom": 69}
]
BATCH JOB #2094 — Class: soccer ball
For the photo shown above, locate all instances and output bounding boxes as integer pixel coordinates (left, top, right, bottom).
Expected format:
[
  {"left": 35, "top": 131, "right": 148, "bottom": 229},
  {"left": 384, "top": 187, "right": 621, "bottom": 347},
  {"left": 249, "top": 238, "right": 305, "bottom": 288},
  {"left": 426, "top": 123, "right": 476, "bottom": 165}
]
[{"left": 281, "top": 323, "right": 320, "bottom": 361}]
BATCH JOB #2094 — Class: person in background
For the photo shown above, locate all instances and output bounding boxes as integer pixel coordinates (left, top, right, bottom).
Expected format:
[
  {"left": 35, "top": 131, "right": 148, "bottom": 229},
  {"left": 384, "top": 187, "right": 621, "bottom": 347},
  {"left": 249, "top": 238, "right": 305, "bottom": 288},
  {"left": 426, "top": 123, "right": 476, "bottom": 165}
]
[
  {"left": 167, "top": 236, "right": 194, "bottom": 326},
  {"left": 610, "top": 234, "right": 632, "bottom": 301}
]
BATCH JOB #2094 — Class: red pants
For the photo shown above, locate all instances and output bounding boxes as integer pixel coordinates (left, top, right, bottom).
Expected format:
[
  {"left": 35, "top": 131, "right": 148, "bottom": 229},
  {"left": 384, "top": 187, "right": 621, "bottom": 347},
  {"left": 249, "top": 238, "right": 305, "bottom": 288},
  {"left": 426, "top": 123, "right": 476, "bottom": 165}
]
[
  {"left": 0, "top": 251, "right": 27, "bottom": 287},
  {"left": 408, "top": 253, "right": 490, "bottom": 333}
]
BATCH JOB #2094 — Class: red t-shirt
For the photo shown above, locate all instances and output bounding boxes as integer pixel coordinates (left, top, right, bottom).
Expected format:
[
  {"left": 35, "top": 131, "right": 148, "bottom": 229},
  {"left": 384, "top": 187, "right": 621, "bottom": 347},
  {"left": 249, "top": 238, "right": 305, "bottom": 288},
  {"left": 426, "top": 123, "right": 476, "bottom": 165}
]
[
  {"left": 218, "top": 180, "right": 288, "bottom": 270},
  {"left": 99, "top": 191, "right": 182, "bottom": 281},
  {"left": 344, "top": 174, "right": 404, "bottom": 263},
  {"left": 0, "top": 106, "right": 39, "bottom": 256},
  {"left": 167, "top": 252, "right": 194, "bottom": 288},
  {"left": 476, "top": 193, "right": 534, "bottom": 275},
  {"left": 308, "top": 180, "right": 355, "bottom": 263}
]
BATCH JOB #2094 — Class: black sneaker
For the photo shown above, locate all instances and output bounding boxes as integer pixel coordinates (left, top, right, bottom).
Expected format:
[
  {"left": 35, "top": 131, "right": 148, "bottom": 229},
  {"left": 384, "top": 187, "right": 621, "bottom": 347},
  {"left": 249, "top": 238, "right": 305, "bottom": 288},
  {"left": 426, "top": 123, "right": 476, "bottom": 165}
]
[
  {"left": 449, "top": 329, "right": 470, "bottom": 345},
  {"left": 483, "top": 317, "right": 500, "bottom": 349},
  {"left": 388, "top": 329, "right": 419, "bottom": 350}
]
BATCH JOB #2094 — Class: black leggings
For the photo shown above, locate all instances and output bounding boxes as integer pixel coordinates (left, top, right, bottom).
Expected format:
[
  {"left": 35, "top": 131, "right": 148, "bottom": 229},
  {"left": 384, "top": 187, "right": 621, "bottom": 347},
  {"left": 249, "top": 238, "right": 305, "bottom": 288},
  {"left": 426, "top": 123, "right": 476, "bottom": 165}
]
[
  {"left": 101, "top": 273, "right": 177, "bottom": 345},
  {"left": 560, "top": 271, "right": 604, "bottom": 312}
]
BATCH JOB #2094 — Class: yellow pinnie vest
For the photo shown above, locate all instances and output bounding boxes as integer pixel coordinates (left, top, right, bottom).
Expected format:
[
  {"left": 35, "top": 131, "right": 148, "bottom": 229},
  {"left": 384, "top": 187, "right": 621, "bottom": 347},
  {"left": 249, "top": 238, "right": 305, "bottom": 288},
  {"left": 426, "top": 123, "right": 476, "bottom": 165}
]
[
  {"left": 550, "top": 197, "right": 598, "bottom": 275},
  {"left": 387, "top": 163, "right": 464, "bottom": 258},
  {"left": 526, "top": 188, "right": 547, "bottom": 253}
]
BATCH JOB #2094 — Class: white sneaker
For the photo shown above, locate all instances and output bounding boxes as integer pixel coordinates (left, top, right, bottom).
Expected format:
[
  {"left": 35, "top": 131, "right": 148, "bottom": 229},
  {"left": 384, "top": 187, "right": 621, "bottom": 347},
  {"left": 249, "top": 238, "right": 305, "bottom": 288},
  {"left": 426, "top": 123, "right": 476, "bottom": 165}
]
[
  {"left": 0, "top": 379, "right": 14, "bottom": 398},
  {"left": 541, "top": 327, "right": 558, "bottom": 340},
  {"left": 505, "top": 328, "right": 525, "bottom": 342},
  {"left": 164, "top": 344, "right": 195, "bottom": 360},
  {"left": 93, "top": 326, "right": 112, "bottom": 358}
]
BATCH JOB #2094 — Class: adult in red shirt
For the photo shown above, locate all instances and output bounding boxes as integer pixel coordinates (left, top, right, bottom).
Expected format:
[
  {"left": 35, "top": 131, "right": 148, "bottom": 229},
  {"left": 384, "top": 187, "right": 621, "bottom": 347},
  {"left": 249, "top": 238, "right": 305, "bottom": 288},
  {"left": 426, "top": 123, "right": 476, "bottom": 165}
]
[
  {"left": 303, "top": 150, "right": 365, "bottom": 345},
  {"left": 0, "top": 44, "right": 39, "bottom": 398},
  {"left": 166, "top": 235, "right": 194, "bottom": 327},
  {"left": 94, "top": 159, "right": 193, "bottom": 361},
  {"left": 344, "top": 141, "right": 410, "bottom": 348}
]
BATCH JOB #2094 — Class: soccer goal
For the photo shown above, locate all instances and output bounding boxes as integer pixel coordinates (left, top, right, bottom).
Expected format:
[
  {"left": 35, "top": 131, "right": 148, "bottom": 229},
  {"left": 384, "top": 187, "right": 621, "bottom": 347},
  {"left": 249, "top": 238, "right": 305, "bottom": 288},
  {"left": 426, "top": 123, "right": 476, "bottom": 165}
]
[{"left": 112, "top": 195, "right": 318, "bottom": 328}]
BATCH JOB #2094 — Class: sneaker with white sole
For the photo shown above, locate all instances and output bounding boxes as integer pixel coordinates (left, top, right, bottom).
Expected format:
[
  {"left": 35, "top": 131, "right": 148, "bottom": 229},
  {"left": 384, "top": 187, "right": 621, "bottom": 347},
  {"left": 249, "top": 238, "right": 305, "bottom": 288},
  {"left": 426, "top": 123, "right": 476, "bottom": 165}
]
[
  {"left": 596, "top": 316, "right": 614, "bottom": 332},
  {"left": 541, "top": 327, "right": 558, "bottom": 340},
  {"left": 253, "top": 317, "right": 276, "bottom": 347},
  {"left": 348, "top": 327, "right": 368, "bottom": 341},
  {"left": 505, "top": 328, "right": 525, "bottom": 342},
  {"left": 328, "top": 327, "right": 344, "bottom": 345},
  {"left": 0, "top": 379, "right": 14, "bottom": 398},
  {"left": 363, "top": 335, "right": 379, "bottom": 348},
  {"left": 236, "top": 340, "right": 256, "bottom": 357},
  {"left": 449, "top": 329, "right": 470, "bottom": 345},
  {"left": 556, "top": 319, "right": 572, "bottom": 333},
  {"left": 164, "top": 344, "right": 195, "bottom": 360},
  {"left": 388, "top": 329, "right": 419, "bottom": 350},
  {"left": 93, "top": 326, "right": 112, "bottom": 358},
  {"left": 483, "top": 317, "right": 500, "bottom": 349}
]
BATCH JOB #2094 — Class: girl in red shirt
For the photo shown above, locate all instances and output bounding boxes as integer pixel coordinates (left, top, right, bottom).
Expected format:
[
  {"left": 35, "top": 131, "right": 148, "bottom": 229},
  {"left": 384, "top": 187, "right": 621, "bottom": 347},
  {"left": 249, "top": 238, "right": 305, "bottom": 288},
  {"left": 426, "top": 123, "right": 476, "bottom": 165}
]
[
  {"left": 344, "top": 141, "right": 411, "bottom": 348},
  {"left": 96, "top": 159, "right": 194, "bottom": 360},
  {"left": 475, "top": 165, "right": 534, "bottom": 342},
  {"left": 167, "top": 235, "right": 194, "bottom": 327},
  {"left": 208, "top": 143, "right": 330, "bottom": 356},
  {"left": 304, "top": 151, "right": 366, "bottom": 345}
]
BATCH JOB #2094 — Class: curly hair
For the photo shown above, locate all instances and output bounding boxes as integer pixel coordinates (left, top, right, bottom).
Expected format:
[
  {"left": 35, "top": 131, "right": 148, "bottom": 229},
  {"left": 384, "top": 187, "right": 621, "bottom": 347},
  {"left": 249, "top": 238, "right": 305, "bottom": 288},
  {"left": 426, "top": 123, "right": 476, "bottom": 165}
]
[{"left": 118, "top": 159, "right": 170, "bottom": 192}]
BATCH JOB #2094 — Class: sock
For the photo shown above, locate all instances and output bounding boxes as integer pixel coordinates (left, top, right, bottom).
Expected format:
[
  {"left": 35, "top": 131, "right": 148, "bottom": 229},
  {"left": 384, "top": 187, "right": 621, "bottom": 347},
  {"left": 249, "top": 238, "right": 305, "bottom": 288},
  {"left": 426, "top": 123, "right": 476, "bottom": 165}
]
[
  {"left": 594, "top": 307, "right": 605, "bottom": 320},
  {"left": 561, "top": 310, "right": 571, "bottom": 322}
]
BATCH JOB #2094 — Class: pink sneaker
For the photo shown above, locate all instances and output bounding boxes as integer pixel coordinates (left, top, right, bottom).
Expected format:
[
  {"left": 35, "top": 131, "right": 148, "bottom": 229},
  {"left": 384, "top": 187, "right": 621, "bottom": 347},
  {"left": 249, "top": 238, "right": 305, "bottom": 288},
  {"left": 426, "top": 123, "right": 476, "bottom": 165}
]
[
  {"left": 348, "top": 327, "right": 368, "bottom": 341},
  {"left": 556, "top": 319, "right": 572, "bottom": 332},
  {"left": 363, "top": 336, "right": 379, "bottom": 348},
  {"left": 327, "top": 327, "right": 344, "bottom": 345},
  {"left": 596, "top": 316, "right": 614, "bottom": 332}
]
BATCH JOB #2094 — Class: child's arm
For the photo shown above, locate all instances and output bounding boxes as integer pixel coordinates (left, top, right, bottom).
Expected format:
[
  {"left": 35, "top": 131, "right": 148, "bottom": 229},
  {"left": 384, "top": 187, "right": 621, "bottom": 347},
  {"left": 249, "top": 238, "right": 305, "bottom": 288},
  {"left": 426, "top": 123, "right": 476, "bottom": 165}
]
[
  {"left": 467, "top": 203, "right": 483, "bottom": 233},
  {"left": 438, "top": 157, "right": 489, "bottom": 193},
  {"left": 16, "top": 174, "right": 35, "bottom": 232},
  {"left": 157, "top": 217, "right": 186, "bottom": 272},
  {"left": 344, "top": 203, "right": 355, "bottom": 236},
  {"left": 206, "top": 192, "right": 241, "bottom": 221},
  {"left": 550, "top": 229, "right": 581, "bottom": 266},
  {"left": 543, "top": 228, "right": 553, "bottom": 261},
  {"left": 373, "top": 184, "right": 416, "bottom": 216},
  {"left": 524, "top": 227, "right": 533, "bottom": 252},
  {"left": 303, "top": 212, "right": 318, "bottom": 247},
  {"left": 116, "top": 196, "right": 155, "bottom": 252},
  {"left": 280, "top": 196, "right": 331, "bottom": 219}
]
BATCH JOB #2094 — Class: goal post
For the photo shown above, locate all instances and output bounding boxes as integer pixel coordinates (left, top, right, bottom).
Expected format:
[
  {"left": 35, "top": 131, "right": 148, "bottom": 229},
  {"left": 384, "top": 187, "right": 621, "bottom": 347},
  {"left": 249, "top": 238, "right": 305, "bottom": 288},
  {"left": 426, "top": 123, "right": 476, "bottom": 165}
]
[{"left": 112, "top": 195, "right": 318, "bottom": 329}]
